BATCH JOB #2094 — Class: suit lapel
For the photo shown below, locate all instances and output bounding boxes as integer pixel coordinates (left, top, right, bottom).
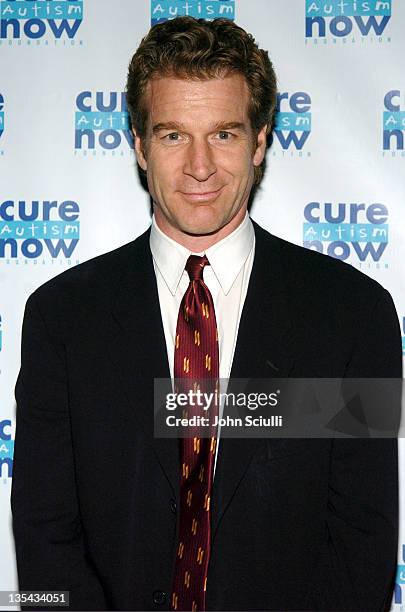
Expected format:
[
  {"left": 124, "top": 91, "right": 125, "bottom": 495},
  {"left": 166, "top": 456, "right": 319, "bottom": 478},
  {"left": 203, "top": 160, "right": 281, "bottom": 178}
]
[
  {"left": 107, "top": 228, "right": 180, "bottom": 501},
  {"left": 211, "top": 222, "right": 295, "bottom": 536}
]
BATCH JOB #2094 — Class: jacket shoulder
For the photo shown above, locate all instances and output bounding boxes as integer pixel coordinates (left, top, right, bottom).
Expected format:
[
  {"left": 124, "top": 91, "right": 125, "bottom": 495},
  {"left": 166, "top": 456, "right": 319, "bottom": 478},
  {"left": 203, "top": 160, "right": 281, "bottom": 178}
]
[
  {"left": 253, "top": 220, "right": 389, "bottom": 300},
  {"left": 28, "top": 228, "right": 150, "bottom": 308}
]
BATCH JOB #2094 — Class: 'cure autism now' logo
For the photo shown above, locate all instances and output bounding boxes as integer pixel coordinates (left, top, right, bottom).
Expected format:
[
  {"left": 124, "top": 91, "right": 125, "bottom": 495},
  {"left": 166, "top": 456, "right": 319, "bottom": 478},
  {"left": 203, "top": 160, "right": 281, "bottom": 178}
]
[
  {"left": 305, "top": 0, "right": 392, "bottom": 41},
  {"left": 303, "top": 201, "right": 389, "bottom": 267},
  {"left": 383, "top": 90, "right": 405, "bottom": 153},
  {"left": 0, "top": 419, "right": 13, "bottom": 480},
  {"left": 75, "top": 91, "right": 133, "bottom": 155},
  {"left": 0, "top": 0, "right": 83, "bottom": 40},
  {"left": 0, "top": 199, "right": 80, "bottom": 259},
  {"left": 0, "top": 93, "right": 4, "bottom": 141},
  {"left": 151, "top": 0, "right": 235, "bottom": 25},
  {"left": 272, "top": 92, "right": 312, "bottom": 157}
]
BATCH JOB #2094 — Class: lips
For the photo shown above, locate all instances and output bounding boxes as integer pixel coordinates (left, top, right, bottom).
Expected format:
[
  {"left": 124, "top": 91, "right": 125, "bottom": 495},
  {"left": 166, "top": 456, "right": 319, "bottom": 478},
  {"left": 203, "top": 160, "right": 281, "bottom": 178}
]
[{"left": 179, "top": 187, "right": 223, "bottom": 202}]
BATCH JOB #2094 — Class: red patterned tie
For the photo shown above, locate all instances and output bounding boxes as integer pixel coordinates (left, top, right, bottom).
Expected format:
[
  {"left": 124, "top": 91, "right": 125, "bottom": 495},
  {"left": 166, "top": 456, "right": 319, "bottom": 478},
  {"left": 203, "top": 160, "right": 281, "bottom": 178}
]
[{"left": 171, "top": 255, "right": 219, "bottom": 612}]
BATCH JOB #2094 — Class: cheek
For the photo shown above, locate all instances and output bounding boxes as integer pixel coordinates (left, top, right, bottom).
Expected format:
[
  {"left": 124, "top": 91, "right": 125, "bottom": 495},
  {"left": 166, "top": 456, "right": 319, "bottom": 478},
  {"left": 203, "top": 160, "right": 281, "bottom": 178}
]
[
  {"left": 218, "top": 147, "right": 253, "bottom": 174},
  {"left": 149, "top": 153, "right": 183, "bottom": 186},
  {"left": 148, "top": 159, "right": 177, "bottom": 191}
]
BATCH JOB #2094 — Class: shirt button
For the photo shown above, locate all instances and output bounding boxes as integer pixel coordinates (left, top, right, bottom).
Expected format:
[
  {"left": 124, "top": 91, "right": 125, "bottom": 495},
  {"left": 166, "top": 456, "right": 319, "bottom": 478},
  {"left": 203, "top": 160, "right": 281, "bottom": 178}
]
[
  {"left": 170, "top": 498, "right": 177, "bottom": 513},
  {"left": 152, "top": 590, "right": 167, "bottom": 605}
]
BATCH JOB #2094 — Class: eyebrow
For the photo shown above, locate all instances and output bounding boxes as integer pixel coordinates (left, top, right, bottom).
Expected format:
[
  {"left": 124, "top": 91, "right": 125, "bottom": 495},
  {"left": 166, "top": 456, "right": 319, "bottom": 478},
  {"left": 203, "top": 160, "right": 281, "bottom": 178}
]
[{"left": 152, "top": 121, "right": 248, "bottom": 134}]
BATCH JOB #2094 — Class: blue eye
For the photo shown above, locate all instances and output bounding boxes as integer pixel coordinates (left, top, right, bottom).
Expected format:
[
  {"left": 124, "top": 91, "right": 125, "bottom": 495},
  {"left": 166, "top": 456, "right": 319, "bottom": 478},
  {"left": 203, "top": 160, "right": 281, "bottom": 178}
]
[{"left": 218, "top": 131, "right": 230, "bottom": 139}]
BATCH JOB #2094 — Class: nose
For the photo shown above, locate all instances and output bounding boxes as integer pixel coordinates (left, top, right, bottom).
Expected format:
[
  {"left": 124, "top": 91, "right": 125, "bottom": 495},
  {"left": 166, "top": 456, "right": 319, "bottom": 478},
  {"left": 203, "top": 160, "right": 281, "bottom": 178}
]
[{"left": 183, "top": 138, "right": 217, "bottom": 182}]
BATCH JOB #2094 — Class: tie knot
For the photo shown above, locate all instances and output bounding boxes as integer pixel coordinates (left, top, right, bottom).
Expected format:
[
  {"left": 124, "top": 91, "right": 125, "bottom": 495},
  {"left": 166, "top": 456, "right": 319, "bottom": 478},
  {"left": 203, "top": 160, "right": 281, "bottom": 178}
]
[{"left": 185, "top": 255, "right": 209, "bottom": 281}]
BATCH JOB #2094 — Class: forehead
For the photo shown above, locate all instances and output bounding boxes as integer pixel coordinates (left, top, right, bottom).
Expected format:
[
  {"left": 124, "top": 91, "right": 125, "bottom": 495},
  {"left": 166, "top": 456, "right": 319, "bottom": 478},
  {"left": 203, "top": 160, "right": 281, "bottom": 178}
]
[{"left": 145, "top": 73, "right": 251, "bottom": 124}]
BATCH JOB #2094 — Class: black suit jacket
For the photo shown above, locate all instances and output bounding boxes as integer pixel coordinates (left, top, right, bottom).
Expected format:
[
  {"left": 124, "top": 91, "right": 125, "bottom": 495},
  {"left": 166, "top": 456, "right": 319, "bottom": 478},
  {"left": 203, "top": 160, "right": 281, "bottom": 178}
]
[{"left": 11, "top": 221, "right": 402, "bottom": 611}]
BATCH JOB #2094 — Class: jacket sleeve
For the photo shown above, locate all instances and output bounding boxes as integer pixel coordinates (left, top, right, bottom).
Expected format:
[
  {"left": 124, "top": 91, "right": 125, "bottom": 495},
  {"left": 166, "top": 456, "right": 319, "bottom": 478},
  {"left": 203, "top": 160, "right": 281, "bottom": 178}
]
[
  {"left": 305, "top": 288, "right": 402, "bottom": 611},
  {"left": 11, "top": 292, "right": 110, "bottom": 611}
]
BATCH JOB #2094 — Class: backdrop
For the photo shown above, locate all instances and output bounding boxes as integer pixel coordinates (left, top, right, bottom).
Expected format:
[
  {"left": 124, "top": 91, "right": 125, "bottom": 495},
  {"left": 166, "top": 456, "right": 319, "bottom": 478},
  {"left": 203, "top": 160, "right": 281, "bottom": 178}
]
[{"left": 1, "top": 0, "right": 404, "bottom": 609}]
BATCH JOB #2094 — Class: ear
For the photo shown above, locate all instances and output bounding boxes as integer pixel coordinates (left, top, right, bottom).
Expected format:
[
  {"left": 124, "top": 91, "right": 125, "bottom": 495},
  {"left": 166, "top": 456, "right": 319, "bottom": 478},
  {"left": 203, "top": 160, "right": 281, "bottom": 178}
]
[
  {"left": 253, "top": 124, "right": 268, "bottom": 167},
  {"left": 132, "top": 129, "right": 148, "bottom": 171}
]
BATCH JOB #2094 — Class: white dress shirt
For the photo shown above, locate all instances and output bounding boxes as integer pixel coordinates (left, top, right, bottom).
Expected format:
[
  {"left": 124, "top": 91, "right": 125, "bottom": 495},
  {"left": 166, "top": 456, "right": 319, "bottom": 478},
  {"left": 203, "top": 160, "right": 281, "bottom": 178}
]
[{"left": 149, "top": 211, "right": 255, "bottom": 473}]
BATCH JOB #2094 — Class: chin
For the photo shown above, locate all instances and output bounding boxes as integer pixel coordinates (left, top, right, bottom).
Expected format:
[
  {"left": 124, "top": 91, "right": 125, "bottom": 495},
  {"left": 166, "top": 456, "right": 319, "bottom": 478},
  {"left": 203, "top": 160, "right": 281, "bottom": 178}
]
[
  {"left": 175, "top": 208, "right": 224, "bottom": 236},
  {"left": 178, "top": 221, "right": 221, "bottom": 237}
]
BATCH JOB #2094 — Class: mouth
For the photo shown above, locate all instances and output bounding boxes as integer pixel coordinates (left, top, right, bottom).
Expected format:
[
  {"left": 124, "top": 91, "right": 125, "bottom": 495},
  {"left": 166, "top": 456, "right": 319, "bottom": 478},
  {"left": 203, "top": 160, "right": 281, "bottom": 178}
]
[{"left": 179, "top": 187, "right": 223, "bottom": 203}]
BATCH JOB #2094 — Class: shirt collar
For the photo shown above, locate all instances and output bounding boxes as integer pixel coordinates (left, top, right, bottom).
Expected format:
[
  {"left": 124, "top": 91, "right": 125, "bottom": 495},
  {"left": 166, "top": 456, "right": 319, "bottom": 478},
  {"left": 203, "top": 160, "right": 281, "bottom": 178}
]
[{"left": 149, "top": 212, "right": 254, "bottom": 296}]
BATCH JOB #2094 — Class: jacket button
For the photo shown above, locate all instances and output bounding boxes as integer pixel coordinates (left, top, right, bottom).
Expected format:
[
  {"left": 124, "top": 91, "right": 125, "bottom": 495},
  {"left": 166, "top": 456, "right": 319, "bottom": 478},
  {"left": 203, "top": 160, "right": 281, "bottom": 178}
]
[
  {"left": 153, "top": 590, "right": 167, "bottom": 605},
  {"left": 170, "top": 498, "right": 177, "bottom": 513}
]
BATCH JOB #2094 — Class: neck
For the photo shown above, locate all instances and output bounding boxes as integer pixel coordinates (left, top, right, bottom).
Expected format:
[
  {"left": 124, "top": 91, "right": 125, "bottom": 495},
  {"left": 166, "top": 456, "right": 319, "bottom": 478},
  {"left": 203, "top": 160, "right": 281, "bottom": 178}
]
[{"left": 154, "top": 205, "right": 248, "bottom": 251}]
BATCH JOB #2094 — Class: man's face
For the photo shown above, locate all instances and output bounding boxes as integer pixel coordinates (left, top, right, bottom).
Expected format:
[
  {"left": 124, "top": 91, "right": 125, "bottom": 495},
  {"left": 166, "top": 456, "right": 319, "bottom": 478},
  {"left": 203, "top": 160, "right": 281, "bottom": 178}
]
[{"left": 133, "top": 73, "right": 267, "bottom": 241}]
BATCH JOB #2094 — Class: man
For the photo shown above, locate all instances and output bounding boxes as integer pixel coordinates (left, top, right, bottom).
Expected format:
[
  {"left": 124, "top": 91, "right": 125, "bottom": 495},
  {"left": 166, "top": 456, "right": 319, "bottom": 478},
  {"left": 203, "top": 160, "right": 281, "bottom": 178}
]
[{"left": 11, "top": 16, "right": 401, "bottom": 612}]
